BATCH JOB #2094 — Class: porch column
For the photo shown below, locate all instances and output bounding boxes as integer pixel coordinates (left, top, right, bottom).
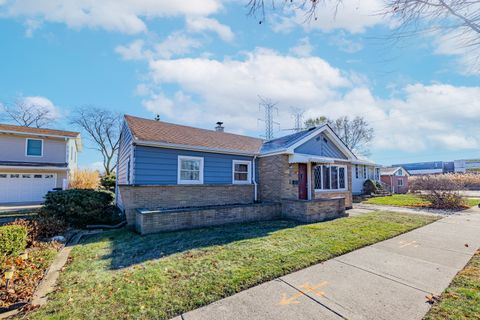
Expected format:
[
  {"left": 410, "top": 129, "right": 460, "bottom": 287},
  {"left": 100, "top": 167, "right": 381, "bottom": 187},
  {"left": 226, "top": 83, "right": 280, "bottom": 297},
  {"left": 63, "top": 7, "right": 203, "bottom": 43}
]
[{"left": 307, "top": 162, "right": 312, "bottom": 200}]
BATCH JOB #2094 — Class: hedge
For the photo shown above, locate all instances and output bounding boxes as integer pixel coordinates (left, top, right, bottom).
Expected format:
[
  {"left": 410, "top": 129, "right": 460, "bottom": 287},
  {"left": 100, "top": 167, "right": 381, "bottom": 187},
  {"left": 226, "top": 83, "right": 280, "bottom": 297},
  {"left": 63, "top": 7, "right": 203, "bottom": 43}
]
[
  {"left": 0, "top": 225, "right": 28, "bottom": 260},
  {"left": 41, "top": 189, "right": 121, "bottom": 227}
]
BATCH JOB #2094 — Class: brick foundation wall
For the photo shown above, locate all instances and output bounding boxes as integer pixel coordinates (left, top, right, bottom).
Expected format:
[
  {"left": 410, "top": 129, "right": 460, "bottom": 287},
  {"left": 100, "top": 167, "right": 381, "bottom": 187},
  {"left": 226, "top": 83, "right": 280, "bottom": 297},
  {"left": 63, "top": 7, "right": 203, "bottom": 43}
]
[
  {"left": 136, "top": 202, "right": 281, "bottom": 234},
  {"left": 282, "top": 198, "right": 347, "bottom": 223},
  {"left": 118, "top": 184, "right": 255, "bottom": 225},
  {"left": 313, "top": 191, "right": 352, "bottom": 209}
]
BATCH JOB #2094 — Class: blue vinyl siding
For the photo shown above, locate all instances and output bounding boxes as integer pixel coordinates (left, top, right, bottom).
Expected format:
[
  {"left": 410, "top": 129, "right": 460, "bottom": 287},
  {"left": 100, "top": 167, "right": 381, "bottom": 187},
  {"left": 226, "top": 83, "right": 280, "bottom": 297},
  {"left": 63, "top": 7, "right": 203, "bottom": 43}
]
[
  {"left": 134, "top": 146, "right": 254, "bottom": 185},
  {"left": 117, "top": 122, "right": 133, "bottom": 185},
  {"left": 294, "top": 133, "right": 347, "bottom": 159}
]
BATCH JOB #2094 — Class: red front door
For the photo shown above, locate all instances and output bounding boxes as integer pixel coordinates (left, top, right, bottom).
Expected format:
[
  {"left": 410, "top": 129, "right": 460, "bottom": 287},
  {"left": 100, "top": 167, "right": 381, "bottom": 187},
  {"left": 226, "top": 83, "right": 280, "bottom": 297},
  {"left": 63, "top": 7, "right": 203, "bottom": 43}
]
[{"left": 298, "top": 163, "right": 308, "bottom": 200}]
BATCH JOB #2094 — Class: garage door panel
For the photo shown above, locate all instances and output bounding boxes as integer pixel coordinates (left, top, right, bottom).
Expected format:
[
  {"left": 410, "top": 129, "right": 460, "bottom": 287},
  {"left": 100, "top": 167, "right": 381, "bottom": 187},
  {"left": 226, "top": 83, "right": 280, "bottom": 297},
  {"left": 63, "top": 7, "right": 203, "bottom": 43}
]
[{"left": 0, "top": 173, "right": 57, "bottom": 203}]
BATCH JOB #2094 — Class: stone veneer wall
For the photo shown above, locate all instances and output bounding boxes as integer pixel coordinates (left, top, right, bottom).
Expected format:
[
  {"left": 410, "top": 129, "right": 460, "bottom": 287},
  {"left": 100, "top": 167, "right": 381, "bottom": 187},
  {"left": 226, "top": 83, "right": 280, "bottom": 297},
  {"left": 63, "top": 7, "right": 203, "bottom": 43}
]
[
  {"left": 136, "top": 202, "right": 281, "bottom": 235},
  {"left": 282, "top": 198, "right": 347, "bottom": 223},
  {"left": 258, "top": 154, "right": 299, "bottom": 201},
  {"left": 118, "top": 184, "right": 255, "bottom": 225}
]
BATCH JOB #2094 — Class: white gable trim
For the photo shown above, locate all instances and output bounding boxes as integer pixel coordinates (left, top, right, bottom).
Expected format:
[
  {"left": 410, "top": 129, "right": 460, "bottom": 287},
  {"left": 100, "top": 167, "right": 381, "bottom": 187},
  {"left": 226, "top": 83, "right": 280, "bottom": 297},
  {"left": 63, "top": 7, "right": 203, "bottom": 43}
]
[{"left": 285, "top": 125, "right": 357, "bottom": 160}]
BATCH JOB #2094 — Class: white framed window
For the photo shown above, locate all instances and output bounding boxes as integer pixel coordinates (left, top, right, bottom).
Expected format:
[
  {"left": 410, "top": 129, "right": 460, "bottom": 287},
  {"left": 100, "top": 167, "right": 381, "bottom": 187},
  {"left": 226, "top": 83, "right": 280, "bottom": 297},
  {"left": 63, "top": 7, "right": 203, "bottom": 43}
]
[
  {"left": 25, "top": 138, "right": 43, "bottom": 157},
  {"left": 232, "top": 160, "right": 251, "bottom": 184},
  {"left": 178, "top": 156, "right": 204, "bottom": 184},
  {"left": 398, "top": 179, "right": 404, "bottom": 186},
  {"left": 397, "top": 169, "right": 403, "bottom": 176},
  {"left": 314, "top": 165, "right": 348, "bottom": 191}
]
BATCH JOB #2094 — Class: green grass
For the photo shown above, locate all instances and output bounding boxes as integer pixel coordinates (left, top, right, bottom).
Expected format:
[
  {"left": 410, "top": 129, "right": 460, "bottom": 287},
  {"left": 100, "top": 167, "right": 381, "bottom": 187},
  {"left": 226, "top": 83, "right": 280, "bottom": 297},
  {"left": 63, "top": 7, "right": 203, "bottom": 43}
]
[
  {"left": 25, "top": 212, "right": 437, "bottom": 320},
  {"left": 424, "top": 250, "right": 480, "bottom": 320},
  {"left": 363, "top": 194, "right": 480, "bottom": 208}
]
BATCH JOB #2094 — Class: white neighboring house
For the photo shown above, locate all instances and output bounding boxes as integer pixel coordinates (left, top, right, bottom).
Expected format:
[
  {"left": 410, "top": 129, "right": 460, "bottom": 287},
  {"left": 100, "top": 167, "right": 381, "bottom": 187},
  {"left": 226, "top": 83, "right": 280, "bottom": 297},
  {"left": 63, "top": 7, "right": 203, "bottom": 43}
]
[
  {"left": 352, "top": 158, "right": 382, "bottom": 195},
  {"left": 0, "top": 123, "right": 82, "bottom": 204}
]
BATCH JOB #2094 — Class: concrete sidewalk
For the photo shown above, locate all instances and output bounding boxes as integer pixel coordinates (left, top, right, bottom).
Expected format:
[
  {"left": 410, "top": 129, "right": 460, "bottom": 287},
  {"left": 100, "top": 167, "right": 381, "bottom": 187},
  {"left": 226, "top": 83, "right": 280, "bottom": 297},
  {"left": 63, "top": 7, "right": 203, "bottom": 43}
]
[{"left": 173, "top": 207, "right": 480, "bottom": 320}]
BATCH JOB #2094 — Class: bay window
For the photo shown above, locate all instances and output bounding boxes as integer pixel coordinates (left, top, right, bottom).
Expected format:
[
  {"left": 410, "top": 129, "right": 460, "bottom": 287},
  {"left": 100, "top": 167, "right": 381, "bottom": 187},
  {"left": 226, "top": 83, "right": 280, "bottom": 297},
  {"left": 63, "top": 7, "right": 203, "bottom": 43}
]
[{"left": 314, "top": 164, "right": 348, "bottom": 191}]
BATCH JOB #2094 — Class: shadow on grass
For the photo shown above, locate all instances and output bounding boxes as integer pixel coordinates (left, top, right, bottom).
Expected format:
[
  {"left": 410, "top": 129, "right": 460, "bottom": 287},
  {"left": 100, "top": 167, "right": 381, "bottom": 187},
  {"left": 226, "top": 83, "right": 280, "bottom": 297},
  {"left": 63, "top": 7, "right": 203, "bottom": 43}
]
[{"left": 81, "top": 220, "right": 301, "bottom": 270}]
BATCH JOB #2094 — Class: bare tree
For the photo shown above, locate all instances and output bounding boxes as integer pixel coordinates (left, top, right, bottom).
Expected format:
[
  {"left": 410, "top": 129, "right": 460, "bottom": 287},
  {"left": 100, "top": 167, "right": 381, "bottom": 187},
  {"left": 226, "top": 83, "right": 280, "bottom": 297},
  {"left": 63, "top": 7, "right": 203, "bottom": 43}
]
[
  {"left": 305, "top": 115, "right": 374, "bottom": 156},
  {"left": 1, "top": 99, "right": 57, "bottom": 127},
  {"left": 247, "top": 1, "right": 480, "bottom": 65},
  {"left": 70, "top": 107, "right": 122, "bottom": 175}
]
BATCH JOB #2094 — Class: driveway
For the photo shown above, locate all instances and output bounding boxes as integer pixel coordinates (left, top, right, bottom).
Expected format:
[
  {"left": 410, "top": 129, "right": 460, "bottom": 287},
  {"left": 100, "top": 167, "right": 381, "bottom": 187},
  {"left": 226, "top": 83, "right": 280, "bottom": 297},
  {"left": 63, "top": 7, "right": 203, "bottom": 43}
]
[
  {"left": 172, "top": 207, "right": 480, "bottom": 320},
  {"left": 349, "top": 203, "right": 455, "bottom": 216}
]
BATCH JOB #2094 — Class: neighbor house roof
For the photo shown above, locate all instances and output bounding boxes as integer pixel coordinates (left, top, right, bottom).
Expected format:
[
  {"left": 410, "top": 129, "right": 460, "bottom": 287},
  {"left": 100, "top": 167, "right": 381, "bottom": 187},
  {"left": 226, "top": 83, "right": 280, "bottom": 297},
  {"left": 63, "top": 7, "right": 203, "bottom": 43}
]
[
  {"left": 0, "top": 123, "right": 79, "bottom": 138},
  {"left": 124, "top": 115, "right": 264, "bottom": 155},
  {"left": 380, "top": 166, "right": 409, "bottom": 176}
]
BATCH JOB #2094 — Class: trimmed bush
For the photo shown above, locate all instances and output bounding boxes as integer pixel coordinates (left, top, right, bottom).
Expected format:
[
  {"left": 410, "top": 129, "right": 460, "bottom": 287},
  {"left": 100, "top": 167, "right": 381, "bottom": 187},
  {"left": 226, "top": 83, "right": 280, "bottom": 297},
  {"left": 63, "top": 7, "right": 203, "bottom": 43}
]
[
  {"left": 0, "top": 225, "right": 28, "bottom": 260},
  {"left": 100, "top": 173, "right": 116, "bottom": 192},
  {"left": 363, "top": 179, "right": 378, "bottom": 195},
  {"left": 41, "top": 189, "right": 120, "bottom": 227}
]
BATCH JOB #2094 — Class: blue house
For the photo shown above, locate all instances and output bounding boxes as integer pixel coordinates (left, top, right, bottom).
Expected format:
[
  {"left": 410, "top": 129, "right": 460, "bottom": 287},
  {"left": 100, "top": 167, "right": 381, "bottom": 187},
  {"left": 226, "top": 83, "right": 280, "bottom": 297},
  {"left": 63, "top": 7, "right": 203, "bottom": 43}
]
[{"left": 116, "top": 115, "right": 360, "bottom": 234}]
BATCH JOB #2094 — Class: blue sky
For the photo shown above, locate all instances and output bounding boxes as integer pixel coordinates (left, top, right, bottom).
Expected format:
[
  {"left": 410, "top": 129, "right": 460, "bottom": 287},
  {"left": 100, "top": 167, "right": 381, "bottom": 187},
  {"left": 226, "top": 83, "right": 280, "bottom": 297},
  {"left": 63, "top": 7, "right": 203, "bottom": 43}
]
[{"left": 0, "top": 0, "right": 479, "bottom": 169}]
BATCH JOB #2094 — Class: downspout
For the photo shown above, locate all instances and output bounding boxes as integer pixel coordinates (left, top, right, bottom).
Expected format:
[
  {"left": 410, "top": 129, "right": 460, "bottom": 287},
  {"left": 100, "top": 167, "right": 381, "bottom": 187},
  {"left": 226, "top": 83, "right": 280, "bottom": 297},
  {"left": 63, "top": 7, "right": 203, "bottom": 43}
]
[{"left": 253, "top": 155, "right": 258, "bottom": 202}]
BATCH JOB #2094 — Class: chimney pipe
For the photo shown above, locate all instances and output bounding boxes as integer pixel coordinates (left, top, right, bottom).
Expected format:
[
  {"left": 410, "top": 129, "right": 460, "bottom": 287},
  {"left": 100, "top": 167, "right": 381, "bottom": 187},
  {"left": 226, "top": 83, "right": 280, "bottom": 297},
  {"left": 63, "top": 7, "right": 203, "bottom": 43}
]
[{"left": 215, "top": 121, "right": 224, "bottom": 132}]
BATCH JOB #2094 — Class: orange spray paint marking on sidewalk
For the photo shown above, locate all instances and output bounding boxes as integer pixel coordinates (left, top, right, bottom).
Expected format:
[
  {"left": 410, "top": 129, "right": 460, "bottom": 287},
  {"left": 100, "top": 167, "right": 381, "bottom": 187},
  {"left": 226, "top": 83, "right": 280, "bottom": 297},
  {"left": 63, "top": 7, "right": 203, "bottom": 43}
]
[{"left": 279, "top": 281, "right": 328, "bottom": 305}]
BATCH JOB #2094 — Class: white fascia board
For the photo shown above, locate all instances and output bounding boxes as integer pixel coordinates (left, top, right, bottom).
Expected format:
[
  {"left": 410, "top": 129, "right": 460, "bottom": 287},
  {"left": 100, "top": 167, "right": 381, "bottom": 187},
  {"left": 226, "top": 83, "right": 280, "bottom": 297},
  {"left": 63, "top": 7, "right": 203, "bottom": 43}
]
[
  {"left": 134, "top": 139, "right": 257, "bottom": 157},
  {"left": 0, "top": 129, "right": 79, "bottom": 140}
]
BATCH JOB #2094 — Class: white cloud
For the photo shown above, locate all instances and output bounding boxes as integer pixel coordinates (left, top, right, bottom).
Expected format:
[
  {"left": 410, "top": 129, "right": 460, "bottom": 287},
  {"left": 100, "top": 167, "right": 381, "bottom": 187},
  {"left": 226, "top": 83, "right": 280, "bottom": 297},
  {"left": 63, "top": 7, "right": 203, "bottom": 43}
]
[
  {"left": 271, "top": 0, "right": 386, "bottom": 34},
  {"left": 139, "top": 48, "right": 480, "bottom": 154},
  {"left": 22, "top": 96, "right": 62, "bottom": 120},
  {"left": 115, "top": 39, "right": 148, "bottom": 61},
  {"left": 186, "top": 17, "right": 234, "bottom": 42},
  {"left": 433, "top": 28, "right": 480, "bottom": 75},
  {"left": 155, "top": 32, "right": 203, "bottom": 59},
  {"left": 1, "top": 0, "right": 223, "bottom": 34},
  {"left": 289, "top": 37, "right": 313, "bottom": 57},
  {"left": 329, "top": 31, "right": 363, "bottom": 53}
]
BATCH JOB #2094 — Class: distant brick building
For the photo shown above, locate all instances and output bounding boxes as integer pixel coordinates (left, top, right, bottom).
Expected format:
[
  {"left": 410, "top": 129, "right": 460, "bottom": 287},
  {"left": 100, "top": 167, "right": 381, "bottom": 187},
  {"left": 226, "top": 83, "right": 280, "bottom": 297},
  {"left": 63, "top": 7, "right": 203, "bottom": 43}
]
[{"left": 380, "top": 167, "right": 410, "bottom": 194}]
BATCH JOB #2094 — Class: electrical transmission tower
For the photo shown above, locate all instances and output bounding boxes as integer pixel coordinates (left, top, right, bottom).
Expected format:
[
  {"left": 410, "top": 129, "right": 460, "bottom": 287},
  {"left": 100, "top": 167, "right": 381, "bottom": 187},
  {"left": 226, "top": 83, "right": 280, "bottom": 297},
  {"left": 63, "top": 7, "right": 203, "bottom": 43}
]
[
  {"left": 258, "top": 96, "right": 280, "bottom": 140},
  {"left": 291, "top": 107, "right": 305, "bottom": 133}
]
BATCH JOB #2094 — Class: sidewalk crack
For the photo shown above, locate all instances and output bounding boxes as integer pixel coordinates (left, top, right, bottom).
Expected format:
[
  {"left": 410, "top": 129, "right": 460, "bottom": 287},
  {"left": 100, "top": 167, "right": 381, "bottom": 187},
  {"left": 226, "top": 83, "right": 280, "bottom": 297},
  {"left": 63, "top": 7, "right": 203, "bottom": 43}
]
[{"left": 277, "top": 278, "right": 348, "bottom": 319}]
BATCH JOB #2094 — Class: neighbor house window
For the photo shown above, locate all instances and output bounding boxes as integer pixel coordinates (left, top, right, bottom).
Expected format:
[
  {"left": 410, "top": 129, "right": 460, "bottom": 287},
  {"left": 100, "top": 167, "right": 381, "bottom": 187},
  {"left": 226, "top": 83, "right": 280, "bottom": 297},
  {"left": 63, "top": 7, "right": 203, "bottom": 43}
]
[
  {"left": 397, "top": 169, "right": 403, "bottom": 176},
  {"left": 398, "top": 179, "right": 404, "bottom": 187},
  {"left": 375, "top": 168, "right": 380, "bottom": 180},
  {"left": 26, "top": 139, "right": 43, "bottom": 156},
  {"left": 314, "top": 165, "right": 348, "bottom": 191},
  {"left": 232, "top": 160, "right": 251, "bottom": 184},
  {"left": 178, "top": 156, "right": 204, "bottom": 184},
  {"left": 355, "top": 165, "right": 359, "bottom": 179},
  {"left": 363, "top": 166, "right": 367, "bottom": 179}
]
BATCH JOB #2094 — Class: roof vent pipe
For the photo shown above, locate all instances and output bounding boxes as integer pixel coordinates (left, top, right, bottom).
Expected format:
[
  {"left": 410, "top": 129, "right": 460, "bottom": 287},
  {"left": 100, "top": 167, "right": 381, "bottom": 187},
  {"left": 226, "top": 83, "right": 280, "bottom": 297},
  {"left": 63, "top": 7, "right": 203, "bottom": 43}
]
[{"left": 215, "top": 122, "right": 224, "bottom": 132}]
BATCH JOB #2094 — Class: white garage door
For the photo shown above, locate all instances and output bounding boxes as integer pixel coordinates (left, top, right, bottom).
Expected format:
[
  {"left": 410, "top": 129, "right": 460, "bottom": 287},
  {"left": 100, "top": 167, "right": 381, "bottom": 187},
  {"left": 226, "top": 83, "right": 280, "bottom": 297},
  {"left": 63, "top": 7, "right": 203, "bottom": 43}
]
[{"left": 0, "top": 173, "right": 57, "bottom": 203}]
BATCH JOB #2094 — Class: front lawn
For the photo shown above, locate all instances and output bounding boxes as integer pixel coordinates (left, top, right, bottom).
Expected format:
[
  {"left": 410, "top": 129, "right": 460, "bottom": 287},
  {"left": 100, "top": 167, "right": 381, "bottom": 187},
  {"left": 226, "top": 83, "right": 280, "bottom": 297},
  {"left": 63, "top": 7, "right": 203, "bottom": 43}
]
[
  {"left": 424, "top": 250, "right": 480, "bottom": 320},
  {"left": 26, "top": 212, "right": 437, "bottom": 320},
  {"left": 363, "top": 194, "right": 480, "bottom": 208}
]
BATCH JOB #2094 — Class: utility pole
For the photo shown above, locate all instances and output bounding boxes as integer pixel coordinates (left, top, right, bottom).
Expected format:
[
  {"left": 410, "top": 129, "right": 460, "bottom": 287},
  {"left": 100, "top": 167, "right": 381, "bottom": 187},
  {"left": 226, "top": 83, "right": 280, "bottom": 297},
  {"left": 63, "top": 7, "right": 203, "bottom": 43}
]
[{"left": 258, "top": 96, "right": 280, "bottom": 140}]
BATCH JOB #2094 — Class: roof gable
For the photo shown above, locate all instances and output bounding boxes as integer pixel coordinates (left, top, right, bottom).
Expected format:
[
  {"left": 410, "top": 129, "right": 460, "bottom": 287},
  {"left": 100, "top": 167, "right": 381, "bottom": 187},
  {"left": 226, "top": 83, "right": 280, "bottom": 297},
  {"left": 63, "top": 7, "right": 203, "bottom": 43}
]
[
  {"left": 260, "top": 125, "right": 356, "bottom": 160},
  {"left": 125, "top": 115, "right": 264, "bottom": 155},
  {"left": 380, "top": 166, "right": 410, "bottom": 176}
]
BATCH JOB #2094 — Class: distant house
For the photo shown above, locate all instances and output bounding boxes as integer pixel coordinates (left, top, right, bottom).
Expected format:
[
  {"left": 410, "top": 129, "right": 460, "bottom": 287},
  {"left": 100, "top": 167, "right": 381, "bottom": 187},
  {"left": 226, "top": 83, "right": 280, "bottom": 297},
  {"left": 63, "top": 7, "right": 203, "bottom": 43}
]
[
  {"left": 392, "top": 161, "right": 454, "bottom": 175},
  {"left": 116, "top": 115, "right": 364, "bottom": 233},
  {"left": 380, "top": 166, "right": 410, "bottom": 194},
  {"left": 351, "top": 158, "right": 381, "bottom": 195},
  {"left": 0, "top": 123, "right": 82, "bottom": 203}
]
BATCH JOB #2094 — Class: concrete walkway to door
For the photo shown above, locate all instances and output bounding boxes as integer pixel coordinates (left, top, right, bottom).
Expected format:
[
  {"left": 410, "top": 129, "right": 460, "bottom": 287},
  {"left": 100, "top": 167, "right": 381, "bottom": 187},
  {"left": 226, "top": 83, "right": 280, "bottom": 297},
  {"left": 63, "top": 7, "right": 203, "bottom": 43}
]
[{"left": 172, "top": 207, "right": 480, "bottom": 320}]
